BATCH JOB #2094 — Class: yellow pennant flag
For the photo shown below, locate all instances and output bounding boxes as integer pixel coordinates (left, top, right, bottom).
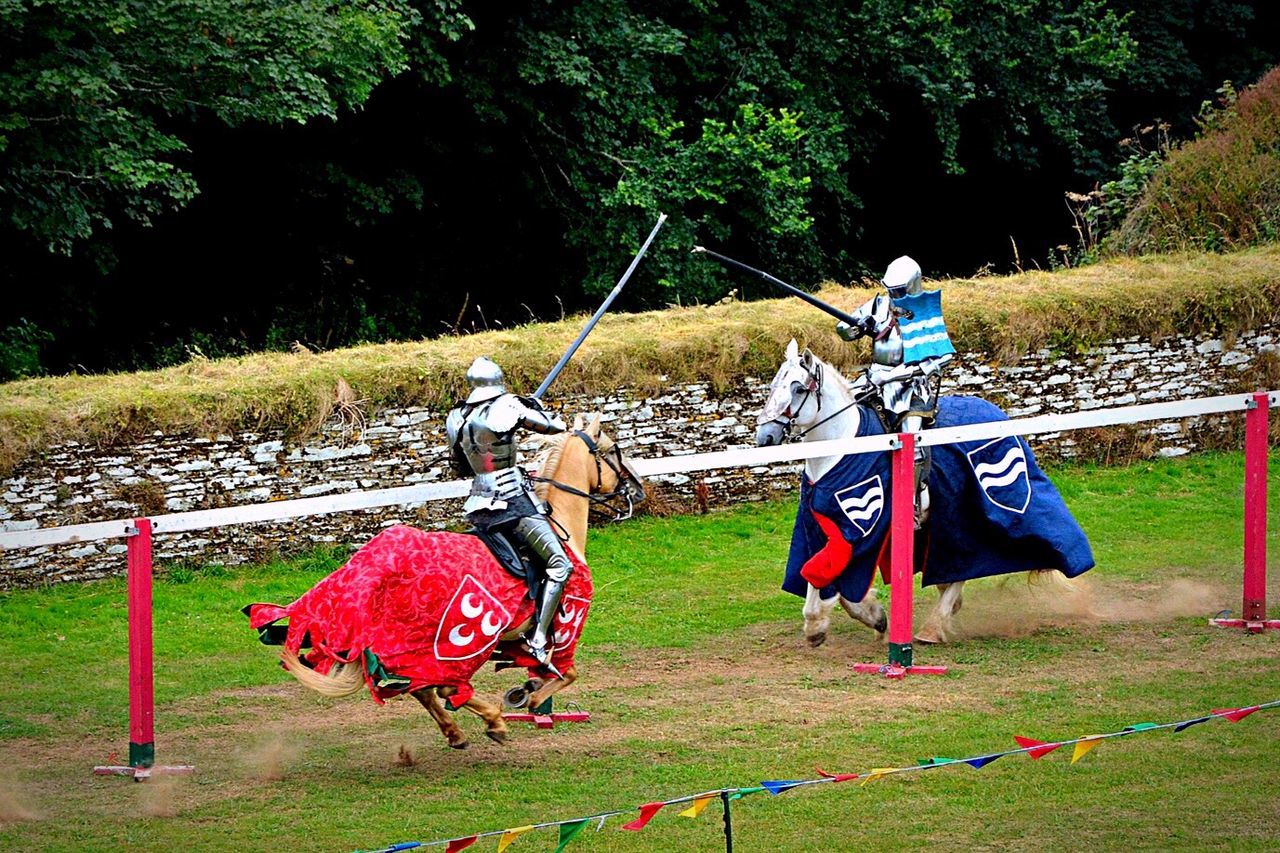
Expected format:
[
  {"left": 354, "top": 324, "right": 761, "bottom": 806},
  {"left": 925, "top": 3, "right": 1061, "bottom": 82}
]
[
  {"left": 1071, "top": 737, "right": 1103, "bottom": 765},
  {"left": 860, "top": 768, "right": 897, "bottom": 787},
  {"left": 497, "top": 825, "right": 534, "bottom": 852},
  {"left": 679, "top": 795, "right": 716, "bottom": 818}
]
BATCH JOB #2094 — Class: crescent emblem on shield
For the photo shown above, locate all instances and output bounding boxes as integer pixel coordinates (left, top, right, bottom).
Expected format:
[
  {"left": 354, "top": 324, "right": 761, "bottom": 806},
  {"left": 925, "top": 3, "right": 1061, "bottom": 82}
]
[
  {"left": 480, "top": 611, "right": 502, "bottom": 637},
  {"left": 449, "top": 625, "right": 475, "bottom": 646},
  {"left": 460, "top": 593, "right": 483, "bottom": 618}
]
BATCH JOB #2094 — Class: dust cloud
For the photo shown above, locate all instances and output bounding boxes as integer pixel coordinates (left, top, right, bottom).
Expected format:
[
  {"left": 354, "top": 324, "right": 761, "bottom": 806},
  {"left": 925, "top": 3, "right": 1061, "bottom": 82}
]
[
  {"left": 0, "top": 778, "right": 39, "bottom": 825},
  {"left": 238, "top": 735, "right": 301, "bottom": 782},
  {"left": 952, "top": 574, "right": 1221, "bottom": 640}
]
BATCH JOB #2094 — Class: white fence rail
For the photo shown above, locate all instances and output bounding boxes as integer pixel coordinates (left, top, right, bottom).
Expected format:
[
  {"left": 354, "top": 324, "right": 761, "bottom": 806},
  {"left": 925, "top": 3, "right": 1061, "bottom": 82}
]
[{"left": 3, "top": 389, "right": 1277, "bottom": 552}]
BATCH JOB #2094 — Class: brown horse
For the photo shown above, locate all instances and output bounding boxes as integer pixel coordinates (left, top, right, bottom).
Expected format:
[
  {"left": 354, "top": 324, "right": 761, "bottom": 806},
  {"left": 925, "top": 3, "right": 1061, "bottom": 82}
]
[{"left": 245, "top": 414, "right": 644, "bottom": 749}]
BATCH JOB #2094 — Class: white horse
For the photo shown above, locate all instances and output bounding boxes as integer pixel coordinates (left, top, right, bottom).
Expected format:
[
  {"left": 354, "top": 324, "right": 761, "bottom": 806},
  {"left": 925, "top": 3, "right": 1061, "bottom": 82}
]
[{"left": 756, "top": 340, "right": 967, "bottom": 645}]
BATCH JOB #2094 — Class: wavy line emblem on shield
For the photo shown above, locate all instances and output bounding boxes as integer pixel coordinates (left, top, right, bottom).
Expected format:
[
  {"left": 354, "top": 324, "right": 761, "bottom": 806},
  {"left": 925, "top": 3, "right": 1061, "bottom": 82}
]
[
  {"left": 966, "top": 437, "right": 1031, "bottom": 514},
  {"left": 433, "top": 574, "right": 513, "bottom": 661},
  {"left": 833, "top": 475, "right": 884, "bottom": 537}
]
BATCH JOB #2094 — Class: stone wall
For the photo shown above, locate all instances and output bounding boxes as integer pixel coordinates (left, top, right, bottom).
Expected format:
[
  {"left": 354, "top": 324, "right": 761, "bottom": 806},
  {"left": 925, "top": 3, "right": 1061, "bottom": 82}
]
[{"left": 2, "top": 325, "right": 1275, "bottom": 587}]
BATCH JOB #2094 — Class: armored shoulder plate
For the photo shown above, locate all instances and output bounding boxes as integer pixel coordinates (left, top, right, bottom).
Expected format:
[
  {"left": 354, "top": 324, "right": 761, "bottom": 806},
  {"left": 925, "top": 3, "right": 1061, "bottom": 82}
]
[{"left": 483, "top": 394, "right": 525, "bottom": 433}]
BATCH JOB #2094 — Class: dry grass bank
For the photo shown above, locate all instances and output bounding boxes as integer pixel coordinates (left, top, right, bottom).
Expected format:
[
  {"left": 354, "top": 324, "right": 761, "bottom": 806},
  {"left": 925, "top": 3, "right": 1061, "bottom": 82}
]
[{"left": 2, "top": 245, "right": 1279, "bottom": 476}]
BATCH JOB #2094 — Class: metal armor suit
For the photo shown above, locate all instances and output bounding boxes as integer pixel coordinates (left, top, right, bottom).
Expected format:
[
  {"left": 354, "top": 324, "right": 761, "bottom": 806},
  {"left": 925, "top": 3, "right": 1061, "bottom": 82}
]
[
  {"left": 834, "top": 256, "right": 953, "bottom": 526},
  {"left": 446, "top": 357, "right": 570, "bottom": 668}
]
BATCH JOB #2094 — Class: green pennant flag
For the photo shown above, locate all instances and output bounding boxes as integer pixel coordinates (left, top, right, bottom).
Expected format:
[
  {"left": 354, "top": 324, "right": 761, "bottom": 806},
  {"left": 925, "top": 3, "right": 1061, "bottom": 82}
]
[
  {"left": 917, "top": 757, "right": 959, "bottom": 767},
  {"left": 729, "top": 787, "right": 765, "bottom": 801},
  {"left": 554, "top": 820, "right": 589, "bottom": 853},
  {"left": 1123, "top": 723, "right": 1158, "bottom": 733}
]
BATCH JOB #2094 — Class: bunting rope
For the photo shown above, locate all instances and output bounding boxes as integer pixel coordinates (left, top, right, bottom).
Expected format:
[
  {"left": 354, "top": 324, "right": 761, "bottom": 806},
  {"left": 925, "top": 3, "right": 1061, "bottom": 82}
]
[{"left": 357, "top": 700, "right": 1279, "bottom": 853}]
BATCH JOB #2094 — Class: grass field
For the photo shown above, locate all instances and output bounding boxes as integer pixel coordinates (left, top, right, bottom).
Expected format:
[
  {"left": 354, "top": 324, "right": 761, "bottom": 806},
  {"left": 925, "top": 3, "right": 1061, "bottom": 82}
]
[{"left": 1, "top": 451, "right": 1279, "bottom": 851}]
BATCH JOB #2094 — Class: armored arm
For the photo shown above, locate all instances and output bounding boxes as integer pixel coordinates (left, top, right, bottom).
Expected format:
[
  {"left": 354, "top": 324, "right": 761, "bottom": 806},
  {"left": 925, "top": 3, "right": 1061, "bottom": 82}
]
[
  {"left": 444, "top": 408, "right": 472, "bottom": 477},
  {"left": 917, "top": 352, "right": 954, "bottom": 376},
  {"left": 516, "top": 397, "right": 567, "bottom": 435},
  {"left": 835, "top": 295, "right": 879, "bottom": 342}
]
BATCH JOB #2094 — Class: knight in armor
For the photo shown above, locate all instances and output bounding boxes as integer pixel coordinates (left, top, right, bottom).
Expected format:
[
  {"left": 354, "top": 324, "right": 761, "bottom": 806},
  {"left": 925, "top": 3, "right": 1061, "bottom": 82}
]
[
  {"left": 835, "top": 256, "right": 955, "bottom": 527},
  {"left": 446, "top": 356, "right": 572, "bottom": 670}
]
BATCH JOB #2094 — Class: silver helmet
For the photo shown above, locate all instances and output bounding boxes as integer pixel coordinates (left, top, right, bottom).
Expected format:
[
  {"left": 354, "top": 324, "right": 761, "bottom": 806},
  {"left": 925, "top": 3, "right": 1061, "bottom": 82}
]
[
  {"left": 882, "top": 256, "right": 923, "bottom": 298},
  {"left": 465, "top": 356, "right": 506, "bottom": 403}
]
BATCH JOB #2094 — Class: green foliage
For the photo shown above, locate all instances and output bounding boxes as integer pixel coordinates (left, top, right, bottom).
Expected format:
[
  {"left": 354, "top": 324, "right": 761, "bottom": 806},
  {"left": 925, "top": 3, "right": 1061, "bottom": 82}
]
[
  {"left": 0, "top": 0, "right": 419, "bottom": 256},
  {"left": 861, "top": 0, "right": 1134, "bottom": 172},
  {"left": 1107, "top": 68, "right": 1280, "bottom": 255},
  {"left": 476, "top": 0, "right": 1135, "bottom": 306},
  {"left": 0, "top": 318, "right": 51, "bottom": 381}
]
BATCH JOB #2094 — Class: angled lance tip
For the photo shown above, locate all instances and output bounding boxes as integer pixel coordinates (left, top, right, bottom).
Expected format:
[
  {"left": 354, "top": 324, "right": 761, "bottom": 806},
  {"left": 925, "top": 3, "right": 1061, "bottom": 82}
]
[
  {"left": 692, "top": 245, "right": 859, "bottom": 327},
  {"left": 532, "top": 213, "right": 667, "bottom": 400}
]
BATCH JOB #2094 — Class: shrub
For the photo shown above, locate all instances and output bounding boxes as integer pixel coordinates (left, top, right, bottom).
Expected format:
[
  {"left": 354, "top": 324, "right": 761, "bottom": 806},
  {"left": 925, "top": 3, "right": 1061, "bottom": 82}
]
[
  {"left": 1107, "top": 67, "right": 1280, "bottom": 255},
  {"left": 0, "top": 319, "right": 52, "bottom": 381}
]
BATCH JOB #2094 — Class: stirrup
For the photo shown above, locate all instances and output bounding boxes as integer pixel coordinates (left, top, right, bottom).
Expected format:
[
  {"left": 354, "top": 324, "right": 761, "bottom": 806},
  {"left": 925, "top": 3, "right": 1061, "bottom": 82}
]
[{"left": 525, "top": 638, "right": 563, "bottom": 679}]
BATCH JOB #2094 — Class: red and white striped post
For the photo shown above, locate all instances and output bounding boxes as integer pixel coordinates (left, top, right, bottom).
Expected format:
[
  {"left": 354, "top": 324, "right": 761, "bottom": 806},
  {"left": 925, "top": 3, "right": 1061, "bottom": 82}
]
[
  {"left": 1212, "top": 392, "right": 1278, "bottom": 633},
  {"left": 93, "top": 518, "right": 193, "bottom": 779},
  {"left": 854, "top": 432, "right": 948, "bottom": 678}
]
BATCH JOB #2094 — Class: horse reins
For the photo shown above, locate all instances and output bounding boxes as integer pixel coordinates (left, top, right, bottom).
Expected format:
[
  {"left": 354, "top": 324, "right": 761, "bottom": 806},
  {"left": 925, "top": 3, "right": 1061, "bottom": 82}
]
[{"left": 529, "top": 430, "right": 640, "bottom": 521}]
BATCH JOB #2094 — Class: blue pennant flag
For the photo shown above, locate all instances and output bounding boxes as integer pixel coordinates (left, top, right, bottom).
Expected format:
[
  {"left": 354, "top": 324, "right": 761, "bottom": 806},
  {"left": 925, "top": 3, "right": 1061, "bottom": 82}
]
[
  {"left": 761, "top": 780, "right": 806, "bottom": 796},
  {"left": 965, "top": 754, "right": 1004, "bottom": 770}
]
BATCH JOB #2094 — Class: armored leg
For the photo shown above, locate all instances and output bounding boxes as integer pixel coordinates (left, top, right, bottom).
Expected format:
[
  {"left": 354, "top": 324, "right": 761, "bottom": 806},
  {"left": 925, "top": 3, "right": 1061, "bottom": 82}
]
[
  {"left": 514, "top": 515, "right": 573, "bottom": 669},
  {"left": 902, "top": 413, "right": 934, "bottom": 530}
]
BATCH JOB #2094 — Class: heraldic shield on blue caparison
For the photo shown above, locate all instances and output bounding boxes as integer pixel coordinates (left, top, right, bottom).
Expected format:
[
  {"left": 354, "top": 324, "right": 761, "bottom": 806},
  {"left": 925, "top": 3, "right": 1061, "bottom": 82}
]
[
  {"left": 783, "top": 395, "right": 1095, "bottom": 603},
  {"left": 895, "top": 289, "right": 956, "bottom": 365}
]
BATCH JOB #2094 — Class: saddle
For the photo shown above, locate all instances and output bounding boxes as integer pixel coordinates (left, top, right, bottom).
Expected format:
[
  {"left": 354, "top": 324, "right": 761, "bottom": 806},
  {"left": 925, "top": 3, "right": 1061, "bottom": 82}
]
[{"left": 468, "top": 527, "right": 543, "bottom": 598}]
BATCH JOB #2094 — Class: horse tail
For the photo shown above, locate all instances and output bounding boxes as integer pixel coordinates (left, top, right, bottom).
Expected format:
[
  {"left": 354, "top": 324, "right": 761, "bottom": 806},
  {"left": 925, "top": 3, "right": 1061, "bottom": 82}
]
[{"left": 280, "top": 649, "right": 365, "bottom": 698}]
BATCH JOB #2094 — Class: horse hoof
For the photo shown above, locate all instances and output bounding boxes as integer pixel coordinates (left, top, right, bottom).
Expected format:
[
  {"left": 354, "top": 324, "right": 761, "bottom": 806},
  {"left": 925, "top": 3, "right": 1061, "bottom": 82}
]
[
  {"left": 486, "top": 729, "right": 508, "bottom": 745},
  {"left": 806, "top": 631, "right": 827, "bottom": 648},
  {"left": 874, "top": 615, "right": 888, "bottom": 634},
  {"left": 914, "top": 633, "right": 940, "bottom": 646},
  {"left": 503, "top": 687, "right": 528, "bottom": 710},
  {"left": 449, "top": 739, "right": 469, "bottom": 750}
]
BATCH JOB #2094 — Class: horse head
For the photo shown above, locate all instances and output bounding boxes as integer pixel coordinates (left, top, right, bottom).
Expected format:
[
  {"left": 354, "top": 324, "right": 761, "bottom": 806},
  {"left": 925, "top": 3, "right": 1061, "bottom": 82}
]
[
  {"left": 535, "top": 413, "right": 646, "bottom": 520},
  {"left": 756, "top": 339, "right": 829, "bottom": 447}
]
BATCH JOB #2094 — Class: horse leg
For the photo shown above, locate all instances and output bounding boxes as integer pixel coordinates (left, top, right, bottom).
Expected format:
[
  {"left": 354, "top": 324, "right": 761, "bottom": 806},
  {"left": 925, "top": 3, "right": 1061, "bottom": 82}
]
[
  {"left": 460, "top": 694, "right": 509, "bottom": 745},
  {"left": 803, "top": 584, "right": 838, "bottom": 647},
  {"left": 525, "top": 664, "right": 577, "bottom": 710},
  {"left": 411, "top": 688, "right": 468, "bottom": 749},
  {"left": 839, "top": 586, "right": 888, "bottom": 639},
  {"left": 916, "top": 581, "right": 965, "bottom": 645}
]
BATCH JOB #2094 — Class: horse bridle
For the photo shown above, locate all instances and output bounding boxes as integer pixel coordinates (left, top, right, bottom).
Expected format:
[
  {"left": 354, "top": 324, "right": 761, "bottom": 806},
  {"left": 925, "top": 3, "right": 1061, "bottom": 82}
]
[
  {"left": 766, "top": 358, "right": 869, "bottom": 441},
  {"left": 529, "top": 430, "right": 643, "bottom": 521}
]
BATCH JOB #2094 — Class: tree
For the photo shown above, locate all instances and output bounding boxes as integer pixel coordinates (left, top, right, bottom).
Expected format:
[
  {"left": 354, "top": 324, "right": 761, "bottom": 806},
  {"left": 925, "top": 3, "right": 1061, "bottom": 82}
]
[
  {"left": 459, "top": 0, "right": 1133, "bottom": 305},
  {"left": 0, "top": 0, "right": 419, "bottom": 260}
]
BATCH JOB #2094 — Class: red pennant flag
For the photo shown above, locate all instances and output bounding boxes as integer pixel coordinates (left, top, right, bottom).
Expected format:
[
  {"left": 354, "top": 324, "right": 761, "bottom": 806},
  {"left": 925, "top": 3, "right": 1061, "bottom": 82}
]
[
  {"left": 816, "top": 767, "right": 860, "bottom": 783},
  {"left": 1014, "top": 736, "right": 1063, "bottom": 760},
  {"left": 621, "top": 802, "right": 666, "bottom": 831},
  {"left": 445, "top": 837, "right": 477, "bottom": 852},
  {"left": 1213, "top": 706, "right": 1260, "bottom": 723}
]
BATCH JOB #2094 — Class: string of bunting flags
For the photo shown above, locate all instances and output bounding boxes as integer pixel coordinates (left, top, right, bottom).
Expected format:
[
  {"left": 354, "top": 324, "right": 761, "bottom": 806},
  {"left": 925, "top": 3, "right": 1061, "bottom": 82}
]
[{"left": 359, "top": 700, "right": 1278, "bottom": 853}]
